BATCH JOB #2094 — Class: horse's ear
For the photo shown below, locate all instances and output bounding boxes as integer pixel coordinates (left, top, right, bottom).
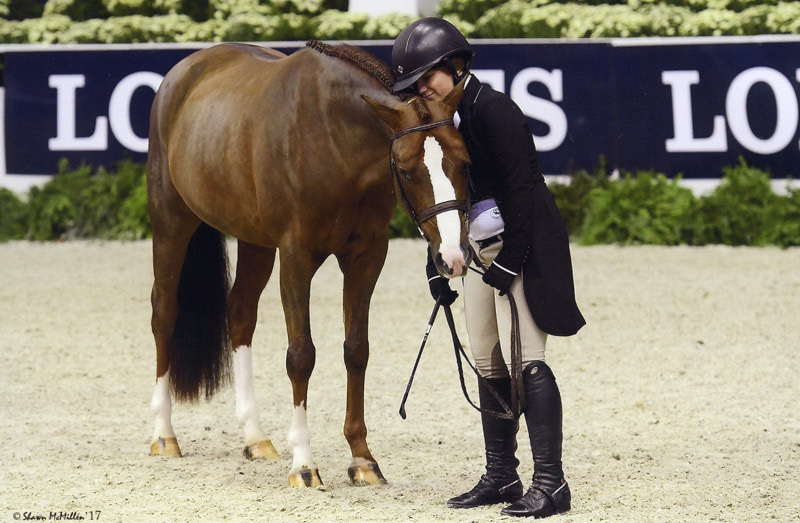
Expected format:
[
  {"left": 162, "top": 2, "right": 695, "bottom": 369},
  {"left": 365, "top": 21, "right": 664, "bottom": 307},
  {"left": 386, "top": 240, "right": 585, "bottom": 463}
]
[
  {"left": 441, "top": 75, "right": 467, "bottom": 115},
  {"left": 362, "top": 95, "right": 402, "bottom": 132}
]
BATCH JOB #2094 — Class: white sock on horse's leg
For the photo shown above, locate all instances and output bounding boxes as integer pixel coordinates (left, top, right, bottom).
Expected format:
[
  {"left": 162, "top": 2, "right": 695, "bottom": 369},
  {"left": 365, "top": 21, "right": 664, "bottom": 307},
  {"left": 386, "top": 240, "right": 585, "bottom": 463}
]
[
  {"left": 288, "top": 401, "right": 315, "bottom": 471},
  {"left": 150, "top": 374, "right": 175, "bottom": 440},
  {"left": 233, "top": 345, "right": 268, "bottom": 444}
]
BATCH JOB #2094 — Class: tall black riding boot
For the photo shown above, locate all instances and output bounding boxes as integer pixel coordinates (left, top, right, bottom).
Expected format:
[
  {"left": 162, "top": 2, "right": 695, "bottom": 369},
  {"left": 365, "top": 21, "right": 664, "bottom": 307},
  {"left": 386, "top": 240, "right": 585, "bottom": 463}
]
[
  {"left": 447, "top": 376, "right": 523, "bottom": 508},
  {"left": 501, "top": 361, "right": 571, "bottom": 518}
]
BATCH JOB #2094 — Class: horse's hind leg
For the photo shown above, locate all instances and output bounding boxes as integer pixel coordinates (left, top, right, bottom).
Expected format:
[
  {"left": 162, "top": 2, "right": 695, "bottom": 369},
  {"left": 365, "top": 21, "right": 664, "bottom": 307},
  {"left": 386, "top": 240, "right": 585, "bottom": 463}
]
[
  {"left": 279, "top": 245, "right": 325, "bottom": 487},
  {"left": 228, "top": 240, "right": 279, "bottom": 460},
  {"left": 148, "top": 162, "right": 200, "bottom": 458},
  {"left": 337, "top": 236, "right": 389, "bottom": 485}
]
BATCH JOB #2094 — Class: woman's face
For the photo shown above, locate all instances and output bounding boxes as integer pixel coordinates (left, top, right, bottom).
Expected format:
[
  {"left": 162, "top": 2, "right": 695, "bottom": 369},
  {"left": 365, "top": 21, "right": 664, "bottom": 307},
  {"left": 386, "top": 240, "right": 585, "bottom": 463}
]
[{"left": 416, "top": 68, "right": 455, "bottom": 102}]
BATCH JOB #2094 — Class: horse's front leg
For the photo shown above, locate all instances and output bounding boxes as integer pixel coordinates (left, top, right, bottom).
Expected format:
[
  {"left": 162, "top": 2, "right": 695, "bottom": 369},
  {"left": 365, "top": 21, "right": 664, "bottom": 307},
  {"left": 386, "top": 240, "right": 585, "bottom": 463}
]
[
  {"left": 337, "top": 236, "right": 389, "bottom": 486},
  {"left": 279, "top": 247, "right": 324, "bottom": 487}
]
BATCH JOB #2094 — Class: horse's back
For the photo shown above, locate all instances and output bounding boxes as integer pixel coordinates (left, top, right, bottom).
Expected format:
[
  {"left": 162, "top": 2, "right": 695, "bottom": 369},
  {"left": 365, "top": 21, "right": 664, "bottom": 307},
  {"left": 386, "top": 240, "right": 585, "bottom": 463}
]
[{"left": 153, "top": 43, "right": 290, "bottom": 128}]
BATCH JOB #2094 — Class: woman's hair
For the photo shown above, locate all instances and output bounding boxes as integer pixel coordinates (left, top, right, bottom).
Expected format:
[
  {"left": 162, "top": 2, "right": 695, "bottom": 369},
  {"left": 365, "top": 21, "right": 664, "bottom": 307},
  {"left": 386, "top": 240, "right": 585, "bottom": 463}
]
[
  {"left": 431, "top": 54, "right": 469, "bottom": 78},
  {"left": 449, "top": 56, "right": 468, "bottom": 74}
]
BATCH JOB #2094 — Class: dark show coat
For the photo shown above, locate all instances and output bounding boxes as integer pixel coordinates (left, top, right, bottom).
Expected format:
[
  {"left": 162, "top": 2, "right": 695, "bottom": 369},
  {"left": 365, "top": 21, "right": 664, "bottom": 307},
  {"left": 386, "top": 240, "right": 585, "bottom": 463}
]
[{"left": 454, "top": 75, "right": 585, "bottom": 337}]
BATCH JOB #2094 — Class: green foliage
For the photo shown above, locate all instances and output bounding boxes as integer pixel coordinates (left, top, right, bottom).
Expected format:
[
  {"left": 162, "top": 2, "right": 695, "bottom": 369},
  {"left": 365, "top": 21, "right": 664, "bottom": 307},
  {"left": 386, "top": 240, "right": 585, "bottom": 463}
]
[
  {"left": 102, "top": 0, "right": 184, "bottom": 17},
  {"left": 23, "top": 159, "right": 149, "bottom": 241},
  {"left": 549, "top": 160, "right": 611, "bottom": 238},
  {"left": 694, "top": 159, "right": 783, "bottom": 246},
  {"left": 97, "top": 14, "right": 194, "bottom": 42},
  {"left": 43, "top": 0, "right": 108, "bottom": 20},
  {"left": 307, "top": 9, "right": 367, "bottom": 39},
  {"left": 0, "top": 188, "right": 27, "bottom": 242},
  {"left": 580, "top": 171, "right": 699, "bottom": 245},
  {"left": 218, "top": 11, "right": 307, "bottom": 41},
  {"left": 57, "top": 17, "right": 105, "bottom": 41},
  {"left": 178, "top": 0, "right": 208, "bottom": 21},
  {"left": 769, "top": 186, "right": 800, "bottom": 247},
  {"left": 271, "top": 0, "right": 326, "bottom": 16},
  {"left": 362, "top": 13, "right": 417, "bottom": 39},
  {"left": 438, "top": 0, "right": 510, "bottom": 23},
  {"left": 7, "top": 0, "right": 44, "bottom": 20},
  {"left": 114, "top": 166, "right": 151, "bottom": 239},
  {"left": 440, "top": 14, "right": 476, "bottom": 37},
  {"left": 174, "top": 17, "right": 220, "bottom": 40},
  {"left": 473, "top": 1, "right": 694, "bottom": 38},
  {"left": 471, "top": 0, "right": 800, "bottom": 38},
  {"left": 388, "top": 204, "right": 418, "bottom": 239},
  {"left": 209, "top": 0, "right": 270, "bottom": 20},
  {"left": 0, "top": 18, "right": 28, "bottom": 41},
  {"left": 21, "top": 13, "right": 195, "bottom": 42},
  {"left": 0, "top": 14, "right": 72, "bottom": 43},
  {"left": 7, "top": 0, "right": 800, "bottom": 43},
  {"left": 7, "top": 159, "right": 799, "bottom": 245},
  {"left": 474, "top": 0, "right": 567, "bottom": 38},
  {"left": 321, "top": 0, "right": 346, "bottom": 10}
]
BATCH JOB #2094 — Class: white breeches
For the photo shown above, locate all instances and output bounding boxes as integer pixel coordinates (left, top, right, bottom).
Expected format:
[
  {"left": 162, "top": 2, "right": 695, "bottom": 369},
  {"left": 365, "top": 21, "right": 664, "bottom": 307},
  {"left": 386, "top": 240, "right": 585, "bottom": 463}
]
[{"left": 463, "top": 239, "right": 547, "bottom": 379}]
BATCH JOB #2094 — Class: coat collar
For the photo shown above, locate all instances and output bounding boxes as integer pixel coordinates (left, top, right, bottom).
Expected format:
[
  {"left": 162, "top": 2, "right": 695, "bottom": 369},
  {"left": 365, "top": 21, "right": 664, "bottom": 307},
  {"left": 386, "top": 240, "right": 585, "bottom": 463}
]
[{"left": 458, "top": 74, "right": 483, "bottom": 111}]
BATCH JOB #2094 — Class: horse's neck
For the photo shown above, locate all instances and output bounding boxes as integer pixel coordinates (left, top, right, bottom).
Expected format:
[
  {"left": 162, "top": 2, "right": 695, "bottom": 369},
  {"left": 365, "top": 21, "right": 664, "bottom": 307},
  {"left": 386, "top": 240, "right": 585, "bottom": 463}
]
[
  {"left": 341, "top": 81, "right": 395, "bottom": 144},
  {"left": 325, "top": 73, "right": 395, "bottom": 169}
]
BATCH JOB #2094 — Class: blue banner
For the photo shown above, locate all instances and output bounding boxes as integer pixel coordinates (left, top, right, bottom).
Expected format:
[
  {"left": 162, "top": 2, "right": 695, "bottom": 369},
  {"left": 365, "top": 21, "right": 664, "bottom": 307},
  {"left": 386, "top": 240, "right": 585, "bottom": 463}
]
[{"left": 3, "top": 38, "right": 800, "bottom": 178}]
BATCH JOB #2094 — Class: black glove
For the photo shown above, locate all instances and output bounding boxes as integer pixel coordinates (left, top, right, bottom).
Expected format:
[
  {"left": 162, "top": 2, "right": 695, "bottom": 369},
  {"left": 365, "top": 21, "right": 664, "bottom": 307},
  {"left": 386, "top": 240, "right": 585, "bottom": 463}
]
[
  {"left": 428, "top": 275, "right": 458, "bottom": 306},
  {"left": 482, "top": 263, "right": 516, "bottom": 296}
]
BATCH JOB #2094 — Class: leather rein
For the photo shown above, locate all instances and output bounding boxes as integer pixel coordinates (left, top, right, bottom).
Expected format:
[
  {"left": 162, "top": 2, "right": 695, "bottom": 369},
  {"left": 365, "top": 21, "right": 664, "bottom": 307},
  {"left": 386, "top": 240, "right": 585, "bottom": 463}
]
[{"left": 389, "top": 119, "right": 469, "bottom": 239}]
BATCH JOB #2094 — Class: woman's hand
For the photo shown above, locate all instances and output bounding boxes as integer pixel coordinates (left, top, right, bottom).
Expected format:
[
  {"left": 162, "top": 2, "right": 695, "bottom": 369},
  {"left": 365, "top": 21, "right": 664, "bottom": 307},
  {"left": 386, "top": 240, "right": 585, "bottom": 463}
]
[
  {"left": 428, "top": 275, "right": 459, "bottom": 306},
  {"left": 482, "top": 264, "right": 515, "bottom": 296}
]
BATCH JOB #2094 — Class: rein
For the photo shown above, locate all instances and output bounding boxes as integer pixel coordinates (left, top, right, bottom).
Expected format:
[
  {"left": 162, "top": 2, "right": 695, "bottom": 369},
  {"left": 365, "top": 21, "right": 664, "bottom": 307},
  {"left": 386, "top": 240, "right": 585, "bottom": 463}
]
[
  {"left": 443, "top": 301, "right": 516, "bottom": 421},
  {"left": 461, "top": 262, "right": 526, "bottom": 419},
  {"left": 389, "top": 119, "right": 468, "bottom": 239},
  {"left": 399, "top": 260, "right": 525, "bottom": 422}
]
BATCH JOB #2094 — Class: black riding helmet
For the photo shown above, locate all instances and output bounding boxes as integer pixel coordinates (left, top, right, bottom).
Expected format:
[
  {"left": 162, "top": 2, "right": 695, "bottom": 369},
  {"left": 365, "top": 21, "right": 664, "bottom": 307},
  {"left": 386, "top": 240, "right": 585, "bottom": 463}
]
[{"left": 392, "top": 17, "right": 474, "bottom": 93}]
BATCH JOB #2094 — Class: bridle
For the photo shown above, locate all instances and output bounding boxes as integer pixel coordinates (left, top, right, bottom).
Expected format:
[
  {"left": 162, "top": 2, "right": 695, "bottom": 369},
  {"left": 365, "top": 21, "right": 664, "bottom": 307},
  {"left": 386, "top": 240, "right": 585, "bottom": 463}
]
[{"left": 389, "top": 119, "right": 469, "bottom": 240}]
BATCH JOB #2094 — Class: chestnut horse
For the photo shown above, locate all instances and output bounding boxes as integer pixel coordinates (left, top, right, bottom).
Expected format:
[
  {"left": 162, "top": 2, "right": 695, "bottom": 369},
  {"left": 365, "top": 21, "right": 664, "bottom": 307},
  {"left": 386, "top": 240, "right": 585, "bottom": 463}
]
[{"left": 146, "top": 41, "right": 471, "bottom": 487}]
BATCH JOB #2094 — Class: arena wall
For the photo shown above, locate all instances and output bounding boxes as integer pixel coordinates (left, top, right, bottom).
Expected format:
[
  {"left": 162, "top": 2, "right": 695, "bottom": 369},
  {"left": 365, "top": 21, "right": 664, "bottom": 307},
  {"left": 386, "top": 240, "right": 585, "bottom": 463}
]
[{"left": 2, "top": 36, "right": 800, "bottom": 193}]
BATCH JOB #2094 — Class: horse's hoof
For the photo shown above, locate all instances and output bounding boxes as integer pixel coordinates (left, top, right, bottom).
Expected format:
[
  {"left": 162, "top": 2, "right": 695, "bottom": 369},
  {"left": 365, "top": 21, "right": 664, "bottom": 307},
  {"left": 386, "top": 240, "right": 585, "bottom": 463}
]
[
  {"left": 348, "top": 461, "right": 387, "bottom": 486},
  {"left": 150, "top": 437, "right": 182, "bottom": 457},
  {"left": 243, "top": 440, "right": 279, "bottom": 460},
  {"left": 288, "top": 467, "right": 323, "bottom": 488}
]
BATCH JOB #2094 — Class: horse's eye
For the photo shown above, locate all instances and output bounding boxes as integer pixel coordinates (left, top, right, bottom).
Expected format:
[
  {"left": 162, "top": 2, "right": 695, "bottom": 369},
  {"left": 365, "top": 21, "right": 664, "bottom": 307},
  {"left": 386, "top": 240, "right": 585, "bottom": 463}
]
[{"left": 398, "top": 168, "right": 412, "bottom": 182}]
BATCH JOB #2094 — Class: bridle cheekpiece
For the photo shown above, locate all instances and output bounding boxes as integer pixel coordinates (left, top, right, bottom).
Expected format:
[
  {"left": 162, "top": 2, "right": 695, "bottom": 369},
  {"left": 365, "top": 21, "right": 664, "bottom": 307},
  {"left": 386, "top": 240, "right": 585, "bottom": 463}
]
[{"left": 389, "top": 119, "right": 469, "bottom": 239}]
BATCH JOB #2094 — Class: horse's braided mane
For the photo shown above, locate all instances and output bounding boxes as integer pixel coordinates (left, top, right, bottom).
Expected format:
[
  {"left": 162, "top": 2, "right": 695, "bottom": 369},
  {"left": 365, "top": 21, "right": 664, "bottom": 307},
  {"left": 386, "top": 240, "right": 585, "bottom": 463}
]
[{"left": 306, "top": 40, "right": 432, "bottom": 123}]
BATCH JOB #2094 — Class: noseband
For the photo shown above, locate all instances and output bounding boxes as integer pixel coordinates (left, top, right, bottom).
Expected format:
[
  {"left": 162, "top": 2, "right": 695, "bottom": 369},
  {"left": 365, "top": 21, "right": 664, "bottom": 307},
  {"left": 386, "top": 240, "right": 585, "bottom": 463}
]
[{"left": 389, "top": 119, "right": 469, "bottom": 239}]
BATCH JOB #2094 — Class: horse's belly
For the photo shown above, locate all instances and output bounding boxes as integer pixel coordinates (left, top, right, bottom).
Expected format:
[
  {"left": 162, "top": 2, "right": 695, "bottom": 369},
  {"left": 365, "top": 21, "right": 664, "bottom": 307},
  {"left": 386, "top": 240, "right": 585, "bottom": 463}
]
[{"left": 165, "top": 138, "right": 270, "bottom": 244}]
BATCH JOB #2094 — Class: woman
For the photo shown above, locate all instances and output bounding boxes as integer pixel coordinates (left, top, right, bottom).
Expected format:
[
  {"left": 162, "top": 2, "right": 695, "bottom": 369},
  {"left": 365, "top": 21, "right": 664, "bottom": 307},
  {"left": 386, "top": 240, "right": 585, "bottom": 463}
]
[{"left": 392, "top": 18, "right": 586, "bottom": 519}]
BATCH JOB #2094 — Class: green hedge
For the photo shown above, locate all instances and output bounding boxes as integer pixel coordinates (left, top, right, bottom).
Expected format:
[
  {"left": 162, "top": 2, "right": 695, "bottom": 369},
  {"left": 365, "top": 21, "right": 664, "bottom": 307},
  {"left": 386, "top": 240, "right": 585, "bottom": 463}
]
[
  {"left": 1, "top": 158, "right": 798, "bottom": 247},
  {"left": 2, "top": 0, "right": 46, "bottom": 20},
  {"left": 552, "top": 159, "right": 800, "bottom": 247},
  {"left": 8, "top": 159, "right": 151, "bottom": 240},
  {"left": 5, "top": 0, "right": 800, "bottom": 42},
  {"left": 471, "top": 1, "right": 800, "bottom": 38}
]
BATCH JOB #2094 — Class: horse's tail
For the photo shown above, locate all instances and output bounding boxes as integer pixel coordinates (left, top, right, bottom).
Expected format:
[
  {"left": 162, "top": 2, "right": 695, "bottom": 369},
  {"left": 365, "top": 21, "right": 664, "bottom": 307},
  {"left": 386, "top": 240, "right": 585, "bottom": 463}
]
[{"left": 169, "top": 222, "right": 232, "bottom": 402}]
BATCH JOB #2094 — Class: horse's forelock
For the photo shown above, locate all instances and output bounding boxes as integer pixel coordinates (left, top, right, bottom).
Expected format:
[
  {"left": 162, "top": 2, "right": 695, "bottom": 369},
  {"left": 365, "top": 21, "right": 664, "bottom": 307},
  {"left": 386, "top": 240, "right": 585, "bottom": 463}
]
[{"left": 409, "top": 98, "right": 433, "bottom": 124}]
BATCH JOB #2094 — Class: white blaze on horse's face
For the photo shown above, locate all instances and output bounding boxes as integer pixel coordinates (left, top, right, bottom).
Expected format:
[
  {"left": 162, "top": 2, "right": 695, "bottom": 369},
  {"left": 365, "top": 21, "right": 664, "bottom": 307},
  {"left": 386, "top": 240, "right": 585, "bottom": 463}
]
[{"left": 424, "top": 136, "right": 466, "bottom": 277}]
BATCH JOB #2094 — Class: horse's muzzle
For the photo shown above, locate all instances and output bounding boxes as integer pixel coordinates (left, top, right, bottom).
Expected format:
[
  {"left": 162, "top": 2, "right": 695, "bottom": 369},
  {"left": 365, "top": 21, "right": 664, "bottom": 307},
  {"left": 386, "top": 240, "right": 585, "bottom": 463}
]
[{"left": 434, "top": 245, "right": 472, "bottom": 279}]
